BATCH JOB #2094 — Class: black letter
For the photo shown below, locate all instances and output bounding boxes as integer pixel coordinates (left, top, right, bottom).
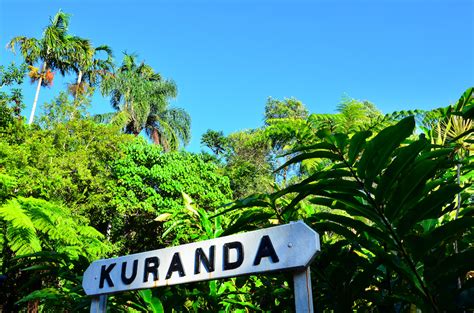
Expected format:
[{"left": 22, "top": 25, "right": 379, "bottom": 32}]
[
  {"left": 166, "top": 252, "right": 185, "bottom": 279},
  {"left": 223, "top": 241, "right": 244, "bottom": 270},
  {"left": 195, "top": 246, "right": 215, "bottom": 274},
  {"left": 99, "top": 263, "right": 116, "bottom": 288},
  {"left": 143, "top": 257, "right": 159, "bottom": 283},
  {"left": 121, "top": 260, "right": 138, "bottom": 285},
  {"left": 253, "top": 235, "right": 279, "bottom": 266}
]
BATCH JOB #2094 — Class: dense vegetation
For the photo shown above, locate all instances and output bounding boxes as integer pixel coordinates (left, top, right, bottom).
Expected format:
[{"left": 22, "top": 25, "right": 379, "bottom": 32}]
[{"left": 1, "top": 10, "right": 472, "bottom": 313}]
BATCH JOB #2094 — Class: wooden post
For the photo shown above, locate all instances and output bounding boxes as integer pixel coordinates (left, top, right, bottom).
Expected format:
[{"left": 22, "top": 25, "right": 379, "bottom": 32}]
[
  {"left": 293, "top": 267, "right": 314, "bottom": 313},
  {"left": 90, "top": 295, "right": 107, "bottom": 313}
]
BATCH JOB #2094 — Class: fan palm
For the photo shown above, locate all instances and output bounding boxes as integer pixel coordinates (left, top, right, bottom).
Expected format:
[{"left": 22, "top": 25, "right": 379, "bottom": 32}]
[
  {"left": 100, "top": 53, "right": 190, "bottom": 151},
  {"left": 8, "top": 10, "right": 87, "bottom": 124}
]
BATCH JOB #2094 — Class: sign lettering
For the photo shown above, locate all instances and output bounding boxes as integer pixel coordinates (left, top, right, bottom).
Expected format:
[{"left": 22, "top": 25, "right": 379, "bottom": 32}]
[{"left": 83, "top": 221, "right": 319, "bottom": 295}]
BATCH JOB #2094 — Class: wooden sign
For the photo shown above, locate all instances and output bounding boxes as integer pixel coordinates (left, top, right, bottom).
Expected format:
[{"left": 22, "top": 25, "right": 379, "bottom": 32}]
[{"left": 83, "top": 221, "right": 319, "bottom": 296}]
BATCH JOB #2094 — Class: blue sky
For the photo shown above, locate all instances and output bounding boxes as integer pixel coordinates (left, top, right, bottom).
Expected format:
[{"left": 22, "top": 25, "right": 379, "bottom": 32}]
[{"left": 1, "top": 0, "right": 473, "bottom": 152}]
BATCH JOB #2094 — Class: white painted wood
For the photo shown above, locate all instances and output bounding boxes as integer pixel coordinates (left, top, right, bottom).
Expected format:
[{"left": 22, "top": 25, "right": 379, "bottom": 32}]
[
  {"left": 90, "top": 295, "right": 107, "bottom": 313},
  {"left": 83, "top": 221, "right": 320, "bottom": 295},
  {"left": 293, "top": 267, "right": 314, "bottom": 313}
]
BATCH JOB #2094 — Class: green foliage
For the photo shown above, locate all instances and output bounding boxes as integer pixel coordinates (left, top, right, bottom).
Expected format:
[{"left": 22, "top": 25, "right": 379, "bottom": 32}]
[
  {"left": 336, "top": 96, "right": 382, "bottom": 129},
  {"left": 0, "top": 119, "right": 133, "bottom": 213},
  {"left": 231, "top": 112, "right": 473, "bottom": 311},
  {"left": 201, "top": 129, "right": 229, "bottom": 156},
  {"left": 0, "top": 62, "right": 27, "bottom": 142},
  {"left": 0, "top": 195, "right": 111, "bottom": 311},
  {"left": 13, "top": 251, "right": 93, "bottom": 312},
  {"left": 68, "top": 44, "right": 114, "bottom": 98},
  {"left": 0, "top": 62, "right": 27, "bottom": 88},
  {"left": 0, "top": 173, "right": 17, "bottom": 202},
  {"left": 108, "top": 141, "right": 232, "bottom": 253},
  {"left": 225, "top": 129, "right": 274, "bottom": 198},
  {"left": 455, "top": 87, "right": 474, "bottom": 118},
  {"left": 264, "top": 97, "right": 309, "bottom": 124},
  {"left": 39, "top": 91, "right": 91, "bottom": 129},
  {"left": 100, "top": 53, "right": 190, "bottom": 151},
  {"left": 2, "top": 12, "right": 473, "bottom": 311},
  {"left": 307, "top": 96, "right": 385, "bottom": 135},
  {"left": 137, "top": 289, "right": 164, "bottom": 313},
  {"left": 0, "top": 196, "right": 110, "bottom": 258}
]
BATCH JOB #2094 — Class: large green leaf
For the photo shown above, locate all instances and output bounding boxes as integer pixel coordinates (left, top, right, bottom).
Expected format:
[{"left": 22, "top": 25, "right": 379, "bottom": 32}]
[
  {"left": 313, "top": 212, "right": 392, "bottom": 244},
  {"left": 310, "top": 191, "right": 382, "bottom": 224},
  {"left": 280, "top": 141, "right": 336, "bottom": 156},
  {"left": 138, "top": 289, "right": 164, "bottom": 313},
  {"left": 357, "top": 116, "right": 415, "bottom": 186},
  {"left": 221, "top": 210, "right": 274, "bottom": 236},
  {"left": 347, "top": 130, "right": 371, "bottom": 165},
  {"left": 421, "top": 217, "right": 474, "bottom": 252},
  {"left": 275, "top": 150, "right": 342, "bottom": 172},
  {"left": 384, "top": 158, "right": 440, "bottom": 220},
  {"left": 375, "top": 139, "right": 428, "bottom": 203},
  {"left": 454, "top": 87, "right": 473, "bottom": 113},
  {"left": 397, "top": 184, "right": 463, "bottom": 234}
]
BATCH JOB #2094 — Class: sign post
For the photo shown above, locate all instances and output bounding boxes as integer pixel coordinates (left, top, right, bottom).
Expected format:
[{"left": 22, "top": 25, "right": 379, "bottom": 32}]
[
  {"left": 83, "top": 221, "right": 320, "bottom": 312},
  {"left": 294, "top": 267, "right": 314, "bottom": 312},
  {"left": 90, "top": 295, "right": 107, "bottom": 313}
]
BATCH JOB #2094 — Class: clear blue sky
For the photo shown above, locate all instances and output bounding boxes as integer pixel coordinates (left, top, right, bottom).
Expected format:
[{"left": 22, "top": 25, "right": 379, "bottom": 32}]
[{"left": 1, "top": 0, "right": 473, "bottom": 152}]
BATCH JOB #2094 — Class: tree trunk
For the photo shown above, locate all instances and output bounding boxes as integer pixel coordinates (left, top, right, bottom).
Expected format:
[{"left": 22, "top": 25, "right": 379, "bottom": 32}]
[
  {"left": 454, "top": 162, "right": 462, "bottom": 290},
  {"left": 455, "top": 162, "right": 462, "bottom": 220},
  {"left": 151, "top": 129, "right": 160, "bottom": 144},
  {"left": 28, "top": 62, "right": 46, "bottom": 125},
  {"left": 70, "top": 70, "right": 84, "bottom": 120},
  {"left": 27, "top": 299, "right": 39, "bottom": 313},
  {"left": 74, "top": 70, "right": 83, "bottom": 101},
  {"left": 106, "top": 222, "right": 112, "bottom": 241}
]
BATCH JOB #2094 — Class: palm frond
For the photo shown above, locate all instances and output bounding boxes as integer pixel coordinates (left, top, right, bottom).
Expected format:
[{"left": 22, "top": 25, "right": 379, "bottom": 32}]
[
  {"left": 90, "top": 112, "right": 117, "bottom": 124},
  {"left": 7, "top": 37, "right": 42, "bottom": 65},
  {"left": 48, "top": 10, "right": 71, "bottom": 33}
]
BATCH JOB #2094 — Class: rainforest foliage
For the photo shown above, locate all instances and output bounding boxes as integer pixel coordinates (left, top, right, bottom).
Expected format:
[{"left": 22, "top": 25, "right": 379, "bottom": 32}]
[{"left": 0, "top": 10, "right": 473, "bottom": 313}]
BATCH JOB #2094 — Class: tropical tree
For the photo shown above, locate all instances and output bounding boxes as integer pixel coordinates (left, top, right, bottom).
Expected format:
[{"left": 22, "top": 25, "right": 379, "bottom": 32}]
[
  {"left": 107, "top": 141, "right": 231, "bottom": 253},
  {"left": 100, "top": 53, "right": 190, "bottom": 150},
  {"left": 225, "top": 129, "right": 274, "bottom": 198},
  {"left": 0, "top": 62, "right": 27, "bottom": 127},
  {"left": 67, "top": 43, "right": 114, "bottom": 100},
  {"left": 264, "top": 96, "right": 309, "bottom": 124},
  {"left": 7, "top": 10, "right": 87, "bottom": 124},
  {"left": 306, "top": 96, "right": 384, "bottom": 134},
  {"left": 201, "top": 129, "right": 228, "bottom": 156},
  {"left": 144, "top": 107, "right": 191, "bottom": 151}
]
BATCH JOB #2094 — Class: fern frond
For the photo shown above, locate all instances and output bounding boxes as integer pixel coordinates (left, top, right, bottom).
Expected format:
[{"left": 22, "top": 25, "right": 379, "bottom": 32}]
[
  {"left": 1, "top": 197, "right": 111, "bottom": 260},
  {"left": 0, "top": 199, "right": 42, "bottom": 255}
]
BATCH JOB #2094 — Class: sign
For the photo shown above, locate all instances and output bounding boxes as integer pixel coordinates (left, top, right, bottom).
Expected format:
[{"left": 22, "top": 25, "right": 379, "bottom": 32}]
[{"left": 83, "top": 221, "right": 319, "bottom": 296}]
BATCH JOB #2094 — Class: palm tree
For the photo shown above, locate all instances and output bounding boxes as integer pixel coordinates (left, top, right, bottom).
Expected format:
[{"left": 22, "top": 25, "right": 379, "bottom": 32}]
[
  {"left": 100, "top": 53, "right": 190, "bottom": 150},
  {"left": 7, "top": 10, "right": 82, "bottom": 124},
  {"left": 68, "top": 43, "right": 114, "bottom": 100},
  {"left": 145, "top": 107, "right": 191, "bottom": 151}
]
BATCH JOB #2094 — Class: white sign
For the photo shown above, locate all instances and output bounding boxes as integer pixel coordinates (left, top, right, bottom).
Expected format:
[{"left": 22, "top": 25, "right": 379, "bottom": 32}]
[{"left": 83, "top": 221, "right": 319, "bottom": 296}]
